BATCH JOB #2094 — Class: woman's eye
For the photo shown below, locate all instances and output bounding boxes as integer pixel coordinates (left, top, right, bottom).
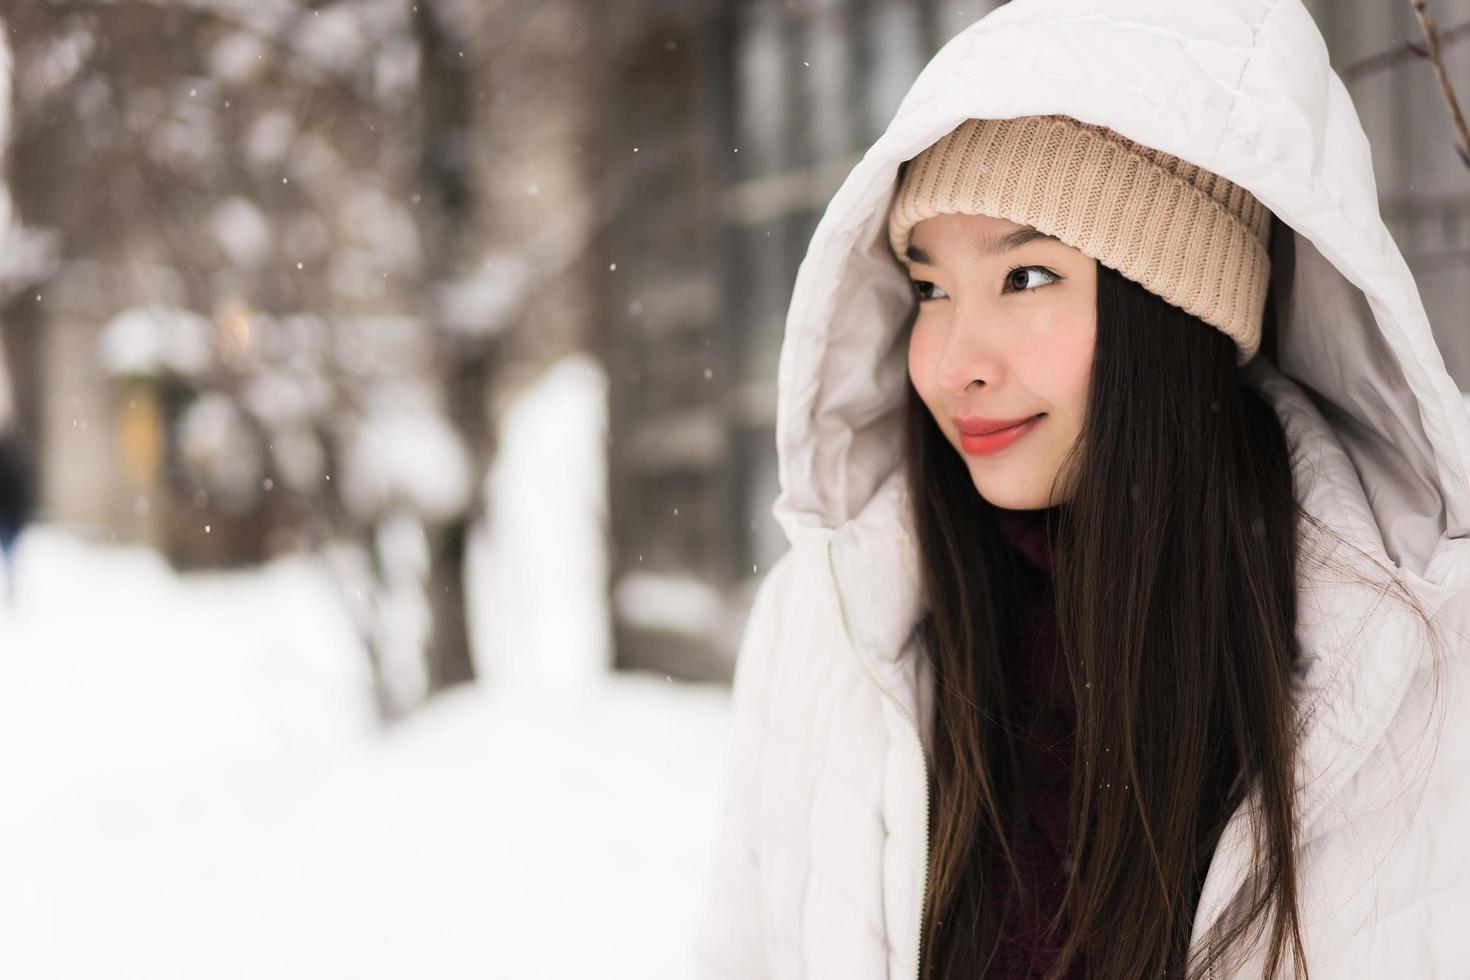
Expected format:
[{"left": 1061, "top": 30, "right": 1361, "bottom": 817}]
[
  {"left": 911, "top": 267, "right": 1060, "bottom": 303},
  {"left": 1003, "top": 265, "right": 1060, "bottom": 293},
  {"left": 911, "top": 279, "right": 947, "bottom": 302}
]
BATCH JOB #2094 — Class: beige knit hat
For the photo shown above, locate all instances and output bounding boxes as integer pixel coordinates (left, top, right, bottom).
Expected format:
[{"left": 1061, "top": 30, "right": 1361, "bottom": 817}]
[{"left": 887, "top": 115, "right": 1273, "bottom": 364}]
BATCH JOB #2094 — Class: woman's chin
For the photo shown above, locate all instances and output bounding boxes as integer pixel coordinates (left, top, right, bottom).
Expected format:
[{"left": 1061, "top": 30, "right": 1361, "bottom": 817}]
[{"left": 969, "top": 470, "right": 1059, "bottom": 511}]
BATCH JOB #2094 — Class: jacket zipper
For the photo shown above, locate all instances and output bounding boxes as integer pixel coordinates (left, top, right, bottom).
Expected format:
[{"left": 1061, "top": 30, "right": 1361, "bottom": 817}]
[{"left": 826, "top": 537, "right": 932, "bottom": 980}]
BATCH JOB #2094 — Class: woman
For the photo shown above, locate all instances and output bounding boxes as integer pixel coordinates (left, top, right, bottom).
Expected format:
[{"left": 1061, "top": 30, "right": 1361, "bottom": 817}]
[{"left": 693, "top": 3, "right": 1470, "bottom": 979}]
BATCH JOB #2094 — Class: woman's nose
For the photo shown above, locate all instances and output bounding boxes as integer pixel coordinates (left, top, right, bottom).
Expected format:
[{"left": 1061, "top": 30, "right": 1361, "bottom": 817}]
[{"left": 934, "top": 310, "right": 1004, "bottom": 395}]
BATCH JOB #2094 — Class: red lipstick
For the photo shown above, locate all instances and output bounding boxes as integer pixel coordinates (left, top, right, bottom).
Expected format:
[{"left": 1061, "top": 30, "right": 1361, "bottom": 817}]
[{"left": 953, "top": 413, "right": 1044, "bottom": 456}]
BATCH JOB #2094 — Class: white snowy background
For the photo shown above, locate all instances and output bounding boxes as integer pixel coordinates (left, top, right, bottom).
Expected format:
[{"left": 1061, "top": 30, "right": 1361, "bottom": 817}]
[{"left": 0, "top": 356, "right": 735, "bottom": 980}]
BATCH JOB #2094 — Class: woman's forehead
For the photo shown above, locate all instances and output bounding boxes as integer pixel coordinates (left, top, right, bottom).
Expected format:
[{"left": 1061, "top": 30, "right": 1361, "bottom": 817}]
[{"left": 907, "top": 214, "right": 1071, "bottom": 266}]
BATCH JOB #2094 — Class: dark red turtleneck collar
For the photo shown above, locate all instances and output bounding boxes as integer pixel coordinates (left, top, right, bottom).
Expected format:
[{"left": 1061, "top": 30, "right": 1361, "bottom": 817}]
[
  {"left": 993, "top": 505, "right": 1060, "bottom": 575},
  {"left": 987, "top": 502, "right": 1082, "bottom": 978}
]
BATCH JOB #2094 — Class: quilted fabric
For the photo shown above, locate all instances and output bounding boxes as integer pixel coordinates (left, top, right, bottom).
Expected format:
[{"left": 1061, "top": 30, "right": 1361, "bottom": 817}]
[{"left": 692, "top": 1, "right": 1470, "bottom": 977}]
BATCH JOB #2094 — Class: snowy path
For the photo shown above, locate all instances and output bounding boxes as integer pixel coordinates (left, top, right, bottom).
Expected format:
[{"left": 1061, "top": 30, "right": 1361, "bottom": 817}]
[{"left": 0, "top": 528, "right": 731, "bottom": 979}]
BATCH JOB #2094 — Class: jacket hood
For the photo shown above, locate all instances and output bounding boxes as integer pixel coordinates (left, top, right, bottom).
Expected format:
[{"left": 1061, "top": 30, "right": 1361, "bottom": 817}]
[
  {"left": 770, "top": 0, "right": 1470, "bottom": 950},
  {"left": 773, "top": 0, "right": 1470, "bottom": 624}
]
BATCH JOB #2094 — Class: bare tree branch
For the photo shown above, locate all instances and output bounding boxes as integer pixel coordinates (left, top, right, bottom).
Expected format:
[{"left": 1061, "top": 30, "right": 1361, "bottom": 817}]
[
  {"left": 1409, "top": 0, "right": 1470, "bottom": 169},
  {"left": 1341, "top": 18, "right": 1470, "bottom": 83}
]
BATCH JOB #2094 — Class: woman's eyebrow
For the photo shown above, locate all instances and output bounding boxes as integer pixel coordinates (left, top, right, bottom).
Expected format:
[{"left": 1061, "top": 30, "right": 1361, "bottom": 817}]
[{"left": 905, "top": 227, "right": 1060, "bottom": 266}]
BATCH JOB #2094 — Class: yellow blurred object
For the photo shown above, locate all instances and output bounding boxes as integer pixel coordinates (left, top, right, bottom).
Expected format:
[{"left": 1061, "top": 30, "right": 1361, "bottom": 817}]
[
  {"left": 216, "top": 299, "right": 253, "bottom": 367},
  {"left": 117, "top": 383, "right": 162, "bottom": 492}
]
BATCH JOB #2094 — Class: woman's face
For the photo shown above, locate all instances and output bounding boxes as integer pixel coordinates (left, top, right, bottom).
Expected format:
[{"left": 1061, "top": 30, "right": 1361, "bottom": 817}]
[{"left": 904, "top": 211, "right": 1098, "bottom": 510}]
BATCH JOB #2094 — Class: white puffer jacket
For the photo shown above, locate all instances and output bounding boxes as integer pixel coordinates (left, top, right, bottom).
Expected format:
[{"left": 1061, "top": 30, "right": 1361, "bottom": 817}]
[{"left": 691, "top": 1, "right": 1470, "bottom": 977}]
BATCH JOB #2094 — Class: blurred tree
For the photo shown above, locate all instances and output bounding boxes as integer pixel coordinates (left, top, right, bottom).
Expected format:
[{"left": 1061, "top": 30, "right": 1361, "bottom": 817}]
[{"left": 0, "top": 0, "right": 607, "bottom": 719}]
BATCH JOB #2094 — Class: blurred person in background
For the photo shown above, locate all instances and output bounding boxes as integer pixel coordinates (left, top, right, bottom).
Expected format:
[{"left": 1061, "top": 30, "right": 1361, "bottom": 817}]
[
  {"left": 0, "top": 332, "right": 29, "bottom": 604},
  {"left": 693, "top": 2, "right": 1470, "bottom": 979}
]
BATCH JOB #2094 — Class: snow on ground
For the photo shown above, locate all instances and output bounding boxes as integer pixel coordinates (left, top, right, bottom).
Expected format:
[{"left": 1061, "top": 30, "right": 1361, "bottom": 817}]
[
  {"left": 0, "top": 348, "right": 737, "bottom": 977},
  {"left": 0, "top": 527, "right": 731, "bottom": 979}
]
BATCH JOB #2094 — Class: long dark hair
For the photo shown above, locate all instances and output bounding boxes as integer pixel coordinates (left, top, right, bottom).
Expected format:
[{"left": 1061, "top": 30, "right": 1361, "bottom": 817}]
[{"left": 908, "top": 260, "right": 1313, "bottom": 979}]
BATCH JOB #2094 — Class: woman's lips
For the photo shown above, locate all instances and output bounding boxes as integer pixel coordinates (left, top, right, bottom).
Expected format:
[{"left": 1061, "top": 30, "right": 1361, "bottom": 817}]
[{"left": 957, "top": 414, "right": 1044, "bottom": 456}]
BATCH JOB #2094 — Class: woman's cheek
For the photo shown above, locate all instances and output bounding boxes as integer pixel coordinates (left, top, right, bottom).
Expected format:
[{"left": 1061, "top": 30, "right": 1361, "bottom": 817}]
[
  {"left": 1025, "top": 308, "right": 1096, "bottom": 405},
  {"left": 1061, "top": 312, "right": 1099, "bottom": 405},
  {"left": 907, "top": 321, "right": 932, "bottom": 395}
]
